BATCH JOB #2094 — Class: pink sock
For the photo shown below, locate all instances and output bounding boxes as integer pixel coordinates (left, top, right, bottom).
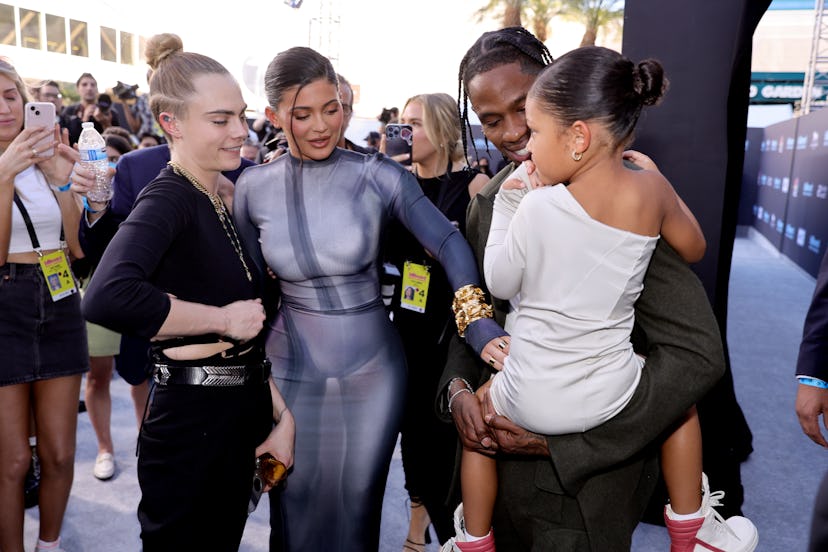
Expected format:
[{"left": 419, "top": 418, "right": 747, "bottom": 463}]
[{"left": 456, "top": 530, "right": 495, "bottom": 552}]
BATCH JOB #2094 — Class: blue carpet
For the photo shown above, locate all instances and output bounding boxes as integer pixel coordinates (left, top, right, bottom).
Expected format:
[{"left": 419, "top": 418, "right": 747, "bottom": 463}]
[
  {"left": 633, "top": 231, "right": 825, "bottom": 551},
  {"left": 24, "top": 231, "right": 823, "bottom": 551}
]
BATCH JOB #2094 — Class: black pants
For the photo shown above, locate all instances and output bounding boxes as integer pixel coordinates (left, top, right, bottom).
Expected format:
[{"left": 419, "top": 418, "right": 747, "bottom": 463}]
[
  {"left": 400, "top": 354, "right": 460, "bottom": 543},
  {"left": 399, "top": 334, "right": 459, "bottom": 543},
  {"left": 138, "top": 382, "right": 272, "bottom": 551}
]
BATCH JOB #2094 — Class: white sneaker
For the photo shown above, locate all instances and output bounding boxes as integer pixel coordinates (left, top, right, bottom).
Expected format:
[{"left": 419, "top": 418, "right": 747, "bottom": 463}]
[
  {"left": 440, "top": 504, "right": 495, "bottom": 552},
  {"left": 440, "top": 503, "right": 466, "bottom": 552},
  {"left": 664, "top": 473, "right": 758, "bottom": 552},
  {"left": 93, "top": 452, "right": 115, "bottom": 480}
]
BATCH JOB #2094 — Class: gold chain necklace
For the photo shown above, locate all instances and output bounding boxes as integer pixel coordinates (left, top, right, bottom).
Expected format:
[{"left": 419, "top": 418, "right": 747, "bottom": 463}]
[{"left": 167, "top": 161, "right": 252, "bottom": 282}]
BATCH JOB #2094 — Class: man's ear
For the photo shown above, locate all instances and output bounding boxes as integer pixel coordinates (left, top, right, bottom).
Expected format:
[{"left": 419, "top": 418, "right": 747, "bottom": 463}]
[{"left": 159, "top": 112, "right": 180, "bottom": 139}]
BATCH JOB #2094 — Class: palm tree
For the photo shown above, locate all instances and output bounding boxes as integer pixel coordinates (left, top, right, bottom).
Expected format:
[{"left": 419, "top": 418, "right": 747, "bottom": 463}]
[
  {"left": 558, "top": 0, "right": 625, "bottom": 47},
  {"left": 474, "top": 0, "right": 524, "bottom": 28},
  {"left": 525, "top": 0, "right": 559, "bottom": 42},
  {"left": 474, "top": 0, "right": 623, "bottom": 47}
]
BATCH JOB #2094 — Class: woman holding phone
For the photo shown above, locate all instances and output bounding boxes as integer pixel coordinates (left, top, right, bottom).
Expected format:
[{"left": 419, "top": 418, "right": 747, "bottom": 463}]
[
  {"left": 0, "top": 57, "right": 87, "bottom": 552},
  {"left": 383, "top": 93, "right": 489, "bottom": 549}
]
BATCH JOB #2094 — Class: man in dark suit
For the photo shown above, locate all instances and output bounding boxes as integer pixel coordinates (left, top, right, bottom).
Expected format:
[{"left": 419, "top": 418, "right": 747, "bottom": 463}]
[
  {"left": 795, "top": 249, "right": 828, "bottom": 552},
  {"left": 74, "top": 144, "right": 254, "bottom": 393},
  {"left": 437, "top": 27, "right": 727, "bottom": 551}
]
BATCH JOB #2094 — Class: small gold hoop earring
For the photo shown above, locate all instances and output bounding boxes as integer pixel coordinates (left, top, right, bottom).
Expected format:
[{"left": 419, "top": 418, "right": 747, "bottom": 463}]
[{"left": 572, "top": 151, "right": 583, "bottom": 161}]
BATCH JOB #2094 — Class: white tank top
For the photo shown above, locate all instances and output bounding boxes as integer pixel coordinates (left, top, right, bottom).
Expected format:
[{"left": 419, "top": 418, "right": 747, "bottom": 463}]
[{"left": 8, "top": 166, "right": 63, "bottom": 254}]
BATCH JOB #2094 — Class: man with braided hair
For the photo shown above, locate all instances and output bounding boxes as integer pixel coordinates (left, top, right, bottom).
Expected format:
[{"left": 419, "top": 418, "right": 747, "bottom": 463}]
[{"left": 437, "top": 27, "right": 728, "bottom": 551}]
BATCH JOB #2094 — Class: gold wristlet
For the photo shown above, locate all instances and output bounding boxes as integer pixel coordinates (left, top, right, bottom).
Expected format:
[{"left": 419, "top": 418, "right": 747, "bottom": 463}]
[{"left": 452, "top": 284, "right": 493, "bottom": 337}]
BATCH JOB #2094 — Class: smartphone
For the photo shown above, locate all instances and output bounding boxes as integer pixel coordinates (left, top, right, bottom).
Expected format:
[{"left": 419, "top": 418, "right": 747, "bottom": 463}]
[
  {"left": 24, "top": 102, "right": 56, "bottom": 157},
  {"left": 384, "top": 123, "right": 413, "bottom": 165}
]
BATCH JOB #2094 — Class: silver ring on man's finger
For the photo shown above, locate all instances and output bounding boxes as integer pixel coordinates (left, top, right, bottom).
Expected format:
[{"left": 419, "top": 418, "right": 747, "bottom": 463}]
[
  {"left": 488, "top": 356, "right": 495, "bottom": 366},
  {"left": 497, "top": 340, "right": 507, "bottom": 350},
  {"left": 31, "top": 147, "right": 37, "bottom": 156}
]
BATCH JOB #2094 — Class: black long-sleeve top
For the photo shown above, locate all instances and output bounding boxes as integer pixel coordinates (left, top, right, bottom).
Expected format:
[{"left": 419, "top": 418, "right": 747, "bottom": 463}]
[{"left": 83, "top": 168, "right": 261, "bottom": 341}]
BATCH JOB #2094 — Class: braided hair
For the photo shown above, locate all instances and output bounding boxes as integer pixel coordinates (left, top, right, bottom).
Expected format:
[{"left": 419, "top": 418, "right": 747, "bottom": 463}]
[{"left": 456, "top": 26, "right": 553, "bottom": 163}]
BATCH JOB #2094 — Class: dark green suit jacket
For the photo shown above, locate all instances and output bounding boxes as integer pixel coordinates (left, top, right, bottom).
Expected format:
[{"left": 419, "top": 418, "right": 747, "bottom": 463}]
[{"left": 437, "top": 164, "right": 725, "bottom": 551}]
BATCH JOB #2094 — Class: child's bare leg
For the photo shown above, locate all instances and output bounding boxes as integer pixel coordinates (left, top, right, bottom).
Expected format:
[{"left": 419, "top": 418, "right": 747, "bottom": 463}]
[
  {"left": 662, "top": 405, "right": 758, "bottom": 550},
  {"left": 661, "top": 405, "right": 703, "bottom": 514},
  {"left": 461, "top": 447, "right": 497, "bottom": 537},
  {"left": 459, "top": 382, "right": 498, "bottom": 537}
]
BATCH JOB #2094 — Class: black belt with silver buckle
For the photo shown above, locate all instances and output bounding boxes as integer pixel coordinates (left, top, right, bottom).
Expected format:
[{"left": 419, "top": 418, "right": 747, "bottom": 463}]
[{"left": 152, "top": 359, "right": 271, "bottom": 387}]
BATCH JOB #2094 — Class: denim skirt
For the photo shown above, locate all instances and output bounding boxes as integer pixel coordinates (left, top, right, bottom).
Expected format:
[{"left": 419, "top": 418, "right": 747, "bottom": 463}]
[{"left": 0, "top": 263, "right": 89, "bottom": 386}]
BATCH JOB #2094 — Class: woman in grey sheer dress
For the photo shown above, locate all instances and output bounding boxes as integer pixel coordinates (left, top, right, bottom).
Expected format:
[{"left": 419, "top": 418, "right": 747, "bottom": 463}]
[{"left": 233, "top": 47, "right": 505, "bottom": 551}]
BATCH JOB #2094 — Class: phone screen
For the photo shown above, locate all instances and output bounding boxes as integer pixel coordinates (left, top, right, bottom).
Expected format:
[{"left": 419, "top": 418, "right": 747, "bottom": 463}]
[
  {"left": 385, "top": 123, "right": 413, "bottom": 165},
  {"left": 24, "top": 102, "right": 56, "bottom": 157}
]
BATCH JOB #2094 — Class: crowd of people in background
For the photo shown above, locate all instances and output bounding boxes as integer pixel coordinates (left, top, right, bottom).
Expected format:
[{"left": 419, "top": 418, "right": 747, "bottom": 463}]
[
  {"left": 5, "top": 19, "right": 826, "bottom": 552},
  {"left": 25, "top": 68, "right": 492, "bottom": 181}
]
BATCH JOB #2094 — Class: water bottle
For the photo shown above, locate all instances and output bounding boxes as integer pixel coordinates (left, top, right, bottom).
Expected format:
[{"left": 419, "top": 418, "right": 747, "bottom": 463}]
[{"left": 78, "top": 122, "right": 112, "bottom": 202}]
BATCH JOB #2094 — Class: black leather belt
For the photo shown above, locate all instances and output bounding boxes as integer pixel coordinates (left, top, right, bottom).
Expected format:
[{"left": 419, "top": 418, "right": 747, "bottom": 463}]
[{"left": 152, "top": 359, "right": 271, "bottom": 387}]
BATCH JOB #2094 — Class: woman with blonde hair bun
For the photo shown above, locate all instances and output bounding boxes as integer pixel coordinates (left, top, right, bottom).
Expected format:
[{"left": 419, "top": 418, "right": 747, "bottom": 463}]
[{"left": 82, "top": 38, "right": 294, "bottom": 550}]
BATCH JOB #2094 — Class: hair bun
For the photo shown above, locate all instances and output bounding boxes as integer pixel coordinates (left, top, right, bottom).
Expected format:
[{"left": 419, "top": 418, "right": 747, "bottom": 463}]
[
  {"left": 633, "top": 59, "right": 667, "bottom": 106},
  {"left": 145, "top": 33, "right": 184, "bottom": 70}
]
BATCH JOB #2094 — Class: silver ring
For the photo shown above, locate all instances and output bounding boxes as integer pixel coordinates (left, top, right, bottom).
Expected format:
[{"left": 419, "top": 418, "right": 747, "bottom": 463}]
[
  {"left": 497, "top": 340, "right": 507, "bottom": 350},
  {"left": 31, "top": 147, "right": 37, "bottom": 156},
  {"left": 488, "top": 356, "right": 495, "bottom": 366}
]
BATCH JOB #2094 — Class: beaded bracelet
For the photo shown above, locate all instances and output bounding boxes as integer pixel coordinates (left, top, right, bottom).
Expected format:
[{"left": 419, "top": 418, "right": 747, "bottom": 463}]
[
  {"left": 449, "top": 377, "right": 473, "bottom": 393},
  {"left": 448, "top": 388, "right": 473, "bottom": 413},
  {"left": 447, "top": 377, "right": 474, "bottom": 413},
  {"left": 452, "top": 284, "right": 493, "bottom": 337}
]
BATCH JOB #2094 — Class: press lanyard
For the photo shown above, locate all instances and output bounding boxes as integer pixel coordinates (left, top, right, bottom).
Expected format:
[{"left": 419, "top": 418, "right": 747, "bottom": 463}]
[{"left": 12, "top": 189, "right": 77, "bottom": 301}]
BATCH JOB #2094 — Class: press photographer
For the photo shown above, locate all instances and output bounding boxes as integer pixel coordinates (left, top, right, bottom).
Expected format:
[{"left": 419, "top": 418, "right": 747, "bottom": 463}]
[
  {"left": 111, "top": 80, "right": 147, "bottom": 137},
  {"left": 62, "top": 72, "right": 123, "bottom": 145},
  {"left": 113, "top": 80, "right": 138, "bottom": 102}
]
